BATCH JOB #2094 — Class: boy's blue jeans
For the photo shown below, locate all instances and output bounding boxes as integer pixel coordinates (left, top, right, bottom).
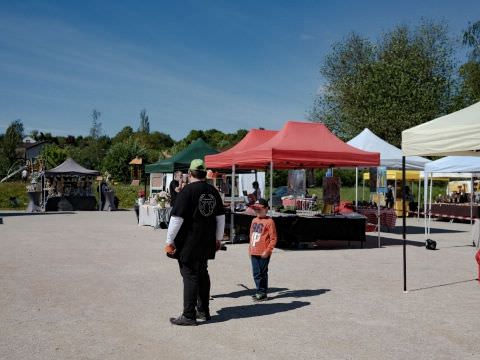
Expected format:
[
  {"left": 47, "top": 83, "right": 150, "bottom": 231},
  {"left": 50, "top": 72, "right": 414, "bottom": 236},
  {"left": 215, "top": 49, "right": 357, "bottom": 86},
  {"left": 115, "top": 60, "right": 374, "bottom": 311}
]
[{"left": 251, "top": 255, "right": 270, "bottom": 295}]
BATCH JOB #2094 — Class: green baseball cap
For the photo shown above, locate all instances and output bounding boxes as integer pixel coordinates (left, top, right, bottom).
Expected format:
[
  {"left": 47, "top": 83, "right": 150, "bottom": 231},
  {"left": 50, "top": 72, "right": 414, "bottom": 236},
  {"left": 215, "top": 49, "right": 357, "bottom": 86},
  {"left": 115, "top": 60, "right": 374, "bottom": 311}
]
[{"left": 189, "top": 159, "right": 206, "bottom": 171}]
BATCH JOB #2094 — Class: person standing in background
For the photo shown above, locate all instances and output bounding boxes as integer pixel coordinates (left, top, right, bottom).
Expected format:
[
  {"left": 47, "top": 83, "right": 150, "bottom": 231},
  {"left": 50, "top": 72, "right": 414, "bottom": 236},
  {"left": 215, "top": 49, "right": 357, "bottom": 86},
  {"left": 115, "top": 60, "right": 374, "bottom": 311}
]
[{"left": 169, "top": 171, "right": 183, "bottom": 207}]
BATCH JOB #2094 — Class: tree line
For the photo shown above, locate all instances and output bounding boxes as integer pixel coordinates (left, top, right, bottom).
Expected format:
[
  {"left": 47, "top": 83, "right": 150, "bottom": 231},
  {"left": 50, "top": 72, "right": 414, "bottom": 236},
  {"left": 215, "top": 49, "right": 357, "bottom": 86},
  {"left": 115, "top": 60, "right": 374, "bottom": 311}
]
[{"left": 0, "top": 109, "right": 247, "bottom": 183}]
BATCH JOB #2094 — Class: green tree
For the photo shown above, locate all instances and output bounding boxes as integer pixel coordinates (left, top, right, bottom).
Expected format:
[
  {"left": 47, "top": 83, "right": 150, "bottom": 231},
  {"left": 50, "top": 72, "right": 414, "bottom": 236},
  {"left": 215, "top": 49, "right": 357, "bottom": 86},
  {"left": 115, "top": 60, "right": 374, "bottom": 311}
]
[
  {"left": 310, "top": 21, "right": 453, "bottom": 146},
  {"left": 451, "top": 20, "right": 480, "bottom": 110},
  {"left": 463, "top": 20, "right": 480, "bottom": 61},
  {"left": 2, "top": 119, "right": 24, "bottom": 169},
  {"left": 138, "top": 109, "right": 150, "bottom": 134},
  {"left": 40, "top": 144, "right": 68, "bottom": 169},
  {"left": 112, "top": 126, "right": 135, "bottom": 144},
  {"left": 89, "top": 109, "right": 102, "bottom": 139},
  {"left": 102, "top": 140, "right": 147, "bottom": 183}
]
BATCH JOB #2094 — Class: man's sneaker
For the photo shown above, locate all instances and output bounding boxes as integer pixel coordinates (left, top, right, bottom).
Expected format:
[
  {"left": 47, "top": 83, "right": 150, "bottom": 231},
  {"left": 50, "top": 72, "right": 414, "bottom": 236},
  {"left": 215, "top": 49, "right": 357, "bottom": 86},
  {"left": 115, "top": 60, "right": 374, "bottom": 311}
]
[
  {"left": 196, "top": 310, "right": 211, "bottom": 321},
  {"left": 252, "top": 293, "right": 268, "bottom": 302},
  {"left": 169, "top": 315, "right": 197, "bottom": 326}
]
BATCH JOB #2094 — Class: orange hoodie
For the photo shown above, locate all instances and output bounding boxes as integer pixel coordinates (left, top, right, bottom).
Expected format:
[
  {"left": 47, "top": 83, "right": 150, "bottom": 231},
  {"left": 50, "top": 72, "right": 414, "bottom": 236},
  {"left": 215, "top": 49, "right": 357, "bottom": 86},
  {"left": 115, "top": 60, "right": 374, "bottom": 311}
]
[{"left": 249, "top": 216, "right": 277, "bottom": 256}]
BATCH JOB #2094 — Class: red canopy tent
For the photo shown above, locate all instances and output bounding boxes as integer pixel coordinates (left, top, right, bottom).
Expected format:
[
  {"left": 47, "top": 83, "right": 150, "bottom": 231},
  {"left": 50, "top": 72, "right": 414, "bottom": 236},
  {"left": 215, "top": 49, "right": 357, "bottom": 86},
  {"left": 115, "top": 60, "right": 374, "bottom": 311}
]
[
  {"left": 233, "top": 121, "right": 380, "bottom": 169},
  {"left": 205, "top": 129, "right": 278, "bottom": 240},
  {"left": 205, "top": 129, "right": 278, "bottom": 169},
  {"left": 229, "top": 121, "right": 380, "bottom": 212}
]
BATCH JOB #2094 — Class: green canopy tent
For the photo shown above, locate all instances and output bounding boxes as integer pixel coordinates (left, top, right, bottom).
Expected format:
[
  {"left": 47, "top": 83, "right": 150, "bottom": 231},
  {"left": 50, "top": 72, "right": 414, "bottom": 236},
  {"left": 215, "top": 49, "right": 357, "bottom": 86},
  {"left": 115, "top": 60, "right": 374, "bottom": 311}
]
[{"left": 145, "top": 138, "right": 219, "bottom": 174}]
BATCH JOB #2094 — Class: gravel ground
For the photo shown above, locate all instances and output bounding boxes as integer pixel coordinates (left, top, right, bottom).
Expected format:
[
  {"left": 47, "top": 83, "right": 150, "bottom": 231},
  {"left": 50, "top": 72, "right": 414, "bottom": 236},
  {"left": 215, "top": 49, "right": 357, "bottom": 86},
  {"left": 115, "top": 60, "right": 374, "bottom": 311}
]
[{"left": 0, "top": 210, "right": 479, "bottom": 360}]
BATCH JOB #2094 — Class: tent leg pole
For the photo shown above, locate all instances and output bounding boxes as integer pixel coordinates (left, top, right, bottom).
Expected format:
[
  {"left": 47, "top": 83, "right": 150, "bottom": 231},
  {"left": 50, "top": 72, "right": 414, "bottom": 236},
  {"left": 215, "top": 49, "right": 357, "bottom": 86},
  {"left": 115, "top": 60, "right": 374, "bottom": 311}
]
[
  {"left": 471, "top": 175, "right": 474, "bottom": 225},
  {"left": 355, "top": 167, "right": 358, "bottom": 207},
  {"left": 417, "top": 176, "right": 421, "bottom": 220},
  {"left": 230, "top": 165, "right": 236, "bottom": 243},
  {"left": 98, "top": 180, "right": 101, "bottom": 211},
  {"left": 428, "top": 175, "right": 433, "bottom": 236},
  {"left": 402, "top": 156, "right": 407, "bottom": 293},
  {"left": 362, "top": 179, "right": 365, "bottom": 201},
  {"left": 269, "top": 162, "right": 273, "bottom": 212},
  {"left": 377, "top": 191, "right": 381, "bottom": 248}
]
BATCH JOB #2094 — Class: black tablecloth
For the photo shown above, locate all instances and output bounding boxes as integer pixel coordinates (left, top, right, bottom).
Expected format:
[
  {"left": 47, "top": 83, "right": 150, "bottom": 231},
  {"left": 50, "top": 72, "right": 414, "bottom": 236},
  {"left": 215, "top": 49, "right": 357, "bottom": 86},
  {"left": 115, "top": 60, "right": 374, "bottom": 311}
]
[
  {"left": 46, "top": 196, "right": 98, "bottom": 211},
  {"left": 228, "top": 212, "right": 366, "bottom": 248}
]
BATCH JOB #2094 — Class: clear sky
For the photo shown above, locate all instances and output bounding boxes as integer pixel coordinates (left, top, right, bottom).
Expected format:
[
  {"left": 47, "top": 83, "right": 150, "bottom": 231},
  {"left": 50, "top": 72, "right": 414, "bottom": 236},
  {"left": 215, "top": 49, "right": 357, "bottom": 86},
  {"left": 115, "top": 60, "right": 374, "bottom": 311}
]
[{"left": 1, "top": 0, "right": 479, "bottom": 140}]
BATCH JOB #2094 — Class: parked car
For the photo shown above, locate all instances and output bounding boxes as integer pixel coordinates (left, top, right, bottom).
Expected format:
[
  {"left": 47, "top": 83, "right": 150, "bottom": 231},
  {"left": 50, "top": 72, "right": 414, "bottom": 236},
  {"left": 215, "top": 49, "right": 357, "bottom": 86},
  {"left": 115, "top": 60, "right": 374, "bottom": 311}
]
[{"left": 271, "top": 186, "right": 288, "bottom": 207}]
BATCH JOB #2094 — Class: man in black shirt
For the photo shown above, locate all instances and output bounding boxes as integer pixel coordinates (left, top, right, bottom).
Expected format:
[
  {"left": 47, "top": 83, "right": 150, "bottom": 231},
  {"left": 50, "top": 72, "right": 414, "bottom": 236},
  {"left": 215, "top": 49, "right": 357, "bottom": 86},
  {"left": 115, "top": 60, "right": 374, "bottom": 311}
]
[
  {"left": 165, "top": 159, "right": 225, "bottom": 326},
  {"left": 169, "top": 171, "right": 182, "bottom": 207}
]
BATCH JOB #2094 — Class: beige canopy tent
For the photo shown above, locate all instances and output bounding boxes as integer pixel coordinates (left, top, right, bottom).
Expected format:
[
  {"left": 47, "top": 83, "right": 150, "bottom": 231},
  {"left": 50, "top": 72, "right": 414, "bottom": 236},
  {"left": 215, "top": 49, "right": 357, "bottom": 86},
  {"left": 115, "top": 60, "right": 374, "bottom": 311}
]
[
  {"left": 402, "top": 101, "right": 480, "bottom": 157},
  {"left": 400, "top": 101, "right": 480, "bottom": 292}
]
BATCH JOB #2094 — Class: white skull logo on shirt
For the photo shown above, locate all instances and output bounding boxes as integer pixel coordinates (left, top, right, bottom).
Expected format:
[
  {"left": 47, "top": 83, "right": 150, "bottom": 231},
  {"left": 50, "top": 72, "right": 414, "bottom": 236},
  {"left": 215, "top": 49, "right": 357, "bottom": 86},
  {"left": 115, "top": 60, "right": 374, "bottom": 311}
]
[{"left": 199, "top": 193, "right": 216, "bottom": 217}]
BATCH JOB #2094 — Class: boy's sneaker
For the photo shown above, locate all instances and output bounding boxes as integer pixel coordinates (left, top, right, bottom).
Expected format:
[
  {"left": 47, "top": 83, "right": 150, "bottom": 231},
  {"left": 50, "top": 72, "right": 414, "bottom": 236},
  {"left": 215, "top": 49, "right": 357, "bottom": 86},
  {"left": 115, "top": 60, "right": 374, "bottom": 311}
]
[
  {"left": 169, "top": 315, "right": 197, "bottom": 326},
  {"left": 252, "top": 293, "right": 268, "bottom": 302},
  {"left": 196, "top": 310, "right": 211, "bottom": 321}
]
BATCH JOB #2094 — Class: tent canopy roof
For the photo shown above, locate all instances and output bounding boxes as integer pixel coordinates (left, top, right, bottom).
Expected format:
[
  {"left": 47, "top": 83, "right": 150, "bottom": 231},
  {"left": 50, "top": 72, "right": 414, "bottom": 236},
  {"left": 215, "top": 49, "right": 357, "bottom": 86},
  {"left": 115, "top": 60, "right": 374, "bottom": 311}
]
[
  {"left": 45, "top": 158, "right": 99, "bottom": 176},
  {"left": 348, "top": 128, "right": 429, "bottom": 169},
  {"left": 205, "top": 129, "right": 277, "bottom": 169},
  {"left": 424, "top": 156, "right": 480, "bottom": 174},
  {"left": 145, "top": 138, "right": 218, "bottom": 173},
  {"left": 232, "top": 121, "right": 380, "bottom": 169},
  {"left": 402, "top": 101, "right": 480, "bottom": 157}
]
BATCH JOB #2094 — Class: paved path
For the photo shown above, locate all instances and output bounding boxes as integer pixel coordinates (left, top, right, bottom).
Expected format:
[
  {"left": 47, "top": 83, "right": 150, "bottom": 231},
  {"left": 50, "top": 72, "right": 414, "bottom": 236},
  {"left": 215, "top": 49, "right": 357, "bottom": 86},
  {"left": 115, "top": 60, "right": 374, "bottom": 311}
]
[{"left": 1, "top": 211, "right": 479, "bottom": 359}]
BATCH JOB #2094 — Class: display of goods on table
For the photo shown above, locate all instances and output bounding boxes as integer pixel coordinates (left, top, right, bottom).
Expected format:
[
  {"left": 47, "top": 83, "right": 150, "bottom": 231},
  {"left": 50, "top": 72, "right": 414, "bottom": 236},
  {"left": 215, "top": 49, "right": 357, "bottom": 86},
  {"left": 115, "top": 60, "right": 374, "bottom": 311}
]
[{"left": 281, "top": 196, "right": 316, "bottom": 211}]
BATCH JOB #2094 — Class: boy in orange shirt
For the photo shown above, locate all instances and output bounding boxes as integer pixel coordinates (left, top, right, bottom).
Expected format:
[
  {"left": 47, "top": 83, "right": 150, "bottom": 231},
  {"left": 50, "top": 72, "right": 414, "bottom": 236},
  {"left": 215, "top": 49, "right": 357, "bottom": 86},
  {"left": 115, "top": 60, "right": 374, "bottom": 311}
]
[{"left": 249, "top": 198, "right": 277, "bottom": 301}]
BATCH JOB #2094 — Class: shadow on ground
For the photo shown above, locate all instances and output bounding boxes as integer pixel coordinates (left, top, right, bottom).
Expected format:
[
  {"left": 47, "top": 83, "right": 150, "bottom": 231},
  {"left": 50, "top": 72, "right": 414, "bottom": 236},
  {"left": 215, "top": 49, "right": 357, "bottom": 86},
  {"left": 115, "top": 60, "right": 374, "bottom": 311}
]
[
  {"left": 206, "top": 301, "right": 311, "bottom": 324},
  {"left": 409, "top": 278, "right": 478, "bottom": 292},
  {"left": 213, "top": 286, "right": 288, "bottom": 299},
  {"left": 213, "top": 284, "right": 330, "bottom": 300},
  {"left": 0, "top": 211, "right": 76, "bottom": 217},
  {"left": 364, "top": 235, "right": 425, "bottom": 249},
  {"left": 391, "top": 225, "right": 465, "bottom": 235}
]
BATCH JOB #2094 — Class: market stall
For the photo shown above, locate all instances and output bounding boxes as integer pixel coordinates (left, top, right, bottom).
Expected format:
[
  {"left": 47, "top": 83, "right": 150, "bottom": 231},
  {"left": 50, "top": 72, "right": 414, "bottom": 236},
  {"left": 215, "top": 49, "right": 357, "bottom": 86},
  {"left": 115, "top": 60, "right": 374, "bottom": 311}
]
[
  {"left": 145, "top": 138, "right": 219, "bottom": 196},
  {"left": 422, "top": 156, "right": 480, "bottom": 227},
  {"left": 207, "top": 122, "right": 380, "bottom": 245},
  {"left": 43, "top": 158, "right": 99, "bottom": 211},
  {"left": 401, "top": 100, "right": 480, "bottom": 291}
]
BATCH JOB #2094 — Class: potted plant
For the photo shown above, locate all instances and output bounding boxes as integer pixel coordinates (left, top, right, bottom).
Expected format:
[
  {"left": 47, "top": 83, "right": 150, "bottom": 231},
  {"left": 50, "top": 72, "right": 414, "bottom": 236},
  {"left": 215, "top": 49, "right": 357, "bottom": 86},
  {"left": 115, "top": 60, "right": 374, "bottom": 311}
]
[{"left": 155, "top": 191, "right": 170, "bottom": 208}]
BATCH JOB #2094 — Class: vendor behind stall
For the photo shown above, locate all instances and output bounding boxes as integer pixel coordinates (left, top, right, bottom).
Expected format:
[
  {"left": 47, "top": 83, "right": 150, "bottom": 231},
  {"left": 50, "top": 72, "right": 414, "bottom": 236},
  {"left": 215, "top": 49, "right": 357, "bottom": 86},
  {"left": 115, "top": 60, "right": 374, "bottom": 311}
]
[{"left": 169, "top": 171, "right": 183, "bottom": 207}]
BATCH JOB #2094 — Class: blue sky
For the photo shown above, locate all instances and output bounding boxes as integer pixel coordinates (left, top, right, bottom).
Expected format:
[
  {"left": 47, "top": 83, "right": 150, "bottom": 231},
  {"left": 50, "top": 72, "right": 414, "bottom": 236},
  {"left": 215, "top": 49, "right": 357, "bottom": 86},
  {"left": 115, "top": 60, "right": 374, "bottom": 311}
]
[{"left": 1, "top": 0, "right": 479, "bottom": 140}]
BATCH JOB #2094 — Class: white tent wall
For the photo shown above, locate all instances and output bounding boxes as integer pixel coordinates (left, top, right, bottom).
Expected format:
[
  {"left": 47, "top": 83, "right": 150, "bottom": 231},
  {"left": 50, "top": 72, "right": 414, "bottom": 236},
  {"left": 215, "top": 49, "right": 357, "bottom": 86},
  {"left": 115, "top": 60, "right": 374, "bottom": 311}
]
[{"left": 237, "top": 172, "right": 266, "bottom": 200}]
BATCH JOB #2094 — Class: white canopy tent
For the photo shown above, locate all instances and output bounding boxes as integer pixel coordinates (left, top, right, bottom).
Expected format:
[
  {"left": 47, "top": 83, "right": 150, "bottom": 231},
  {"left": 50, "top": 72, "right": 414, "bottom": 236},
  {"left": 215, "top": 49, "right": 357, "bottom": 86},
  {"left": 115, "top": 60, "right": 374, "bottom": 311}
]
[
  {"left": 401, "top": 102, "right": 480, "bottom": 292},
  {"left": 424, "top": 156, "right": 480, "bottom": 174},
  {"left": 423, "top": 156, "right": 480, "bottom": 236},
  {"left": 403, "top": 101, "right": 480, "bottom": 157},
  {"left": 348, "top": 128, "right": 429, "bottom": 205},
  {"left": 347, "top": 129, "right": 430, "bottom": 246},
  {"left": 348, "top": 128, "right": 430, "bottom": 170}
]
